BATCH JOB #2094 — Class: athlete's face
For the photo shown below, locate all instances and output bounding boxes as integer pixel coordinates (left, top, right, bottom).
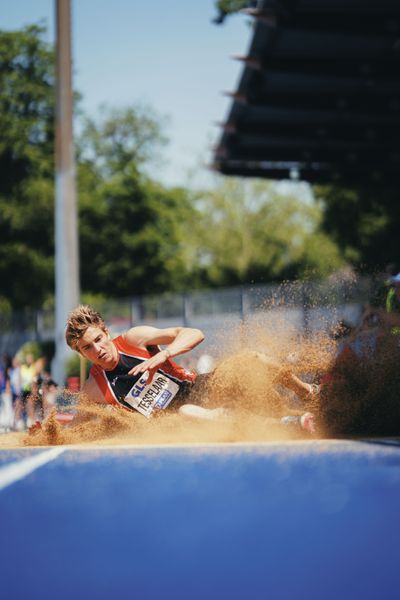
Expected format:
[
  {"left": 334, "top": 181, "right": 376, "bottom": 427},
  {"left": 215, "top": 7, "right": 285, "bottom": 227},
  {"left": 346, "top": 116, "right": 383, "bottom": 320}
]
[{"left": 76, "top": 326, "right": 117, "bottom": 369}]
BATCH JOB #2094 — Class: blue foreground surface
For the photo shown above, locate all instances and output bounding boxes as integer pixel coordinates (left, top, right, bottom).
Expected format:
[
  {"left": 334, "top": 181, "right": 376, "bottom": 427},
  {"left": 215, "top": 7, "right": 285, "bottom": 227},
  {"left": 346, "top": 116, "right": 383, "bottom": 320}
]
[{"left": 0, "top": 439, "right": 399, "bottom": 600}]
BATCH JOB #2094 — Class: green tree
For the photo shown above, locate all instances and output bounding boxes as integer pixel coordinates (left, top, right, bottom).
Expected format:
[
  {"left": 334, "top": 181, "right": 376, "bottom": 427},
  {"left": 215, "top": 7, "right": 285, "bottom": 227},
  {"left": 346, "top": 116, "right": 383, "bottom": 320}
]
[
  {"left": 0, "top": 25, "right": 55, "bottom": 309},
  {"left": 78, "top": 103, "right": 168, "bottom": 179},
  {"left": 189, "top": 178, "right": 344, "bottom": 286},
  {"left": 77, "top": 106, "right": 196, "bottom": 297},
  {"left": 213, "top": 1, "right": 254, "bottom": 23},
  {"left": 314, "top": 183, "right": 399, "bottom": 270}
]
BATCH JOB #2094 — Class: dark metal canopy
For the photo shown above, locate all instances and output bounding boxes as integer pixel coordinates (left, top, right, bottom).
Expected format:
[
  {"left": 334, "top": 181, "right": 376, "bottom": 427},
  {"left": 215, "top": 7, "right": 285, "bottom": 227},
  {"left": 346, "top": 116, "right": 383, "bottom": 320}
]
[{"left": 214, "top": 0, "right": 400, "bottom": 185}]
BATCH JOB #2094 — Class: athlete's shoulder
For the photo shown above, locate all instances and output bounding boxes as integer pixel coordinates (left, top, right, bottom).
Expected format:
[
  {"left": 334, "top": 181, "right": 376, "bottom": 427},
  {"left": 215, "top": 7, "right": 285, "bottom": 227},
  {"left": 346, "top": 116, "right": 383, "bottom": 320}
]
[{"left": 113, "top": 331, "right": 151, "bottom": 357}]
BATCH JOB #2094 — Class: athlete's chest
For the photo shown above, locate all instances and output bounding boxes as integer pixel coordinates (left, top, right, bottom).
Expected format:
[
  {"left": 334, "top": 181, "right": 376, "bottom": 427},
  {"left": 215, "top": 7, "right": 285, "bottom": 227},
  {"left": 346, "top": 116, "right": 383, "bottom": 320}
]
[
  {"left": 104, "top": 352, "right": 180, "bottom": 417},
  {"left": 105, "top": 353, "right": 144, "bottom": 398}
]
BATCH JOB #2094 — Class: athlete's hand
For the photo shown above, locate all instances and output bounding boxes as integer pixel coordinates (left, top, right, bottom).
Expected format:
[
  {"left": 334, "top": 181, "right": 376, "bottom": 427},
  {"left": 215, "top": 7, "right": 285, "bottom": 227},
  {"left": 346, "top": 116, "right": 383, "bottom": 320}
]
[{"left": 128, "top": 349, "right": 170, "bottom": 384}]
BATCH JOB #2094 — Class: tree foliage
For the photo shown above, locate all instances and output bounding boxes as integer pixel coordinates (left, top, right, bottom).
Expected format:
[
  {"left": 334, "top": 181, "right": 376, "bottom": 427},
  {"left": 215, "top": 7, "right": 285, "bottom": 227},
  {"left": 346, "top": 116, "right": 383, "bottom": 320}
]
[
  {"left": 314, "top": 183, "right": 400, "bottom": 270},
  {"left": 77, "top": 106, "right": 194, "bottom": 297},
  {"left": 189, "top": 178, "right": 343, "bottom": 286},
  {"left": 213, "top": 1, "right": 254, "bottom": 23},
  {"left": 0, "top": 25, "right": 55, "bottom": 309},
  {"left": 78, "top": 104, "right": 168, "bottom": 179}
]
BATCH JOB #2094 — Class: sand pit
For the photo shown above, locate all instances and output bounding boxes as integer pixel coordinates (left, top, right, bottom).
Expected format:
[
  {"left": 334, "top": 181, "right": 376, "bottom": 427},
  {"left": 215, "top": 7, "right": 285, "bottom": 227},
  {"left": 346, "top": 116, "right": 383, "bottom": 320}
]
[
  {"left": 0, "top": 413, "right": 305, "bottom": 449},
  {"left": 9, "top": 403, "right": 309, "bottom": 449}
]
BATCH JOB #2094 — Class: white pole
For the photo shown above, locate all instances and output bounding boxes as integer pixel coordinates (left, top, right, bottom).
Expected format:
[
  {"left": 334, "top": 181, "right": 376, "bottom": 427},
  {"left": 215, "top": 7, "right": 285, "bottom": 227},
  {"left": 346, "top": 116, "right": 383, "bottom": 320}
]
[{"left": 53, "top": 0, "right": 80, "bottom": 386}]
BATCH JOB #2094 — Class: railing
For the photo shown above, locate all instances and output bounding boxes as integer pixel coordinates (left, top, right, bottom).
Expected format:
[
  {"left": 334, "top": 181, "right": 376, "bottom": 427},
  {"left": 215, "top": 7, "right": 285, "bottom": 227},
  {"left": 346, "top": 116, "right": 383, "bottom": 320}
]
[{"left": 0, "top": 276, "right": 374, "bottom": 357}]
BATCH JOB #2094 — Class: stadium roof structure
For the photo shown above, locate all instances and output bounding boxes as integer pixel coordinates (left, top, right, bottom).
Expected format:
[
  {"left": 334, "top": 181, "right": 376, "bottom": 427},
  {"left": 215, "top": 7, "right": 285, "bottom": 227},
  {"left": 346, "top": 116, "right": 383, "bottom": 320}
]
[{"left": 213, "top": 0, "right": 400, "bottom": 185}]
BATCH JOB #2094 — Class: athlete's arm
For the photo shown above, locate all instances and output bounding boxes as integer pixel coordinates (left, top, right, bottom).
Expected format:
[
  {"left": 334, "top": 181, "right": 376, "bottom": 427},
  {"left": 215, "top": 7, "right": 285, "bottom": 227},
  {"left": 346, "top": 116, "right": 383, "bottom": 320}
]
[{"left": 125, "top": 325, "right": 204, "bottom": 382}]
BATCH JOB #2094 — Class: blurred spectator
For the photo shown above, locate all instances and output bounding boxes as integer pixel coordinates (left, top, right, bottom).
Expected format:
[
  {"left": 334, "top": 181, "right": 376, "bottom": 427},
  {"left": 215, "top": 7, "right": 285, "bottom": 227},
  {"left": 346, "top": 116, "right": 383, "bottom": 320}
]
[
  {"left": 20, "top": 353, "right": 37, "bottom": 428},
  {"left": 356, "top": 304, "right": 382, "bottom": 334},
  {"left": 42, "top": 378, "right": 59, "bottom": 418},
  {"left": 0, "top": 353, "right": 12, "bottom": 432},
  {"left": 362, "top": 264, "right": 400, "bottom": 332},
  {"left": 196, "top": 353, "right": 215, "bottom": 374},
  {"left": 32, "top": 357, "right": 59, "bottom": 420},
  {"left": 384, "top": 272, "right": 400, "bottom": 334},
  {"left": 0, "top": 380, "right": 14, "bottom": 432},
  {"left": 361, "top": 271, "right": 400, "bottom": 335},
  {"left": 368, "top": 263, "right": 397, "bottom": 311},
  {"left": 330, "top": 320, "right": 354, "bottom": 341},
  {"left": 8, "top": 355, "right": 24, "bottom": 431},
  {"left": 0, "top": 351, "right": 61, "bottom": 431},
  {"left": 178, "top": 354, "right": 197, "bottom": 373},
  {"left": 0, "top": 353, "right": 11, "bottom": 396},
  {"left": 26, "top": 356, "right": 57, "bottom": 427}
]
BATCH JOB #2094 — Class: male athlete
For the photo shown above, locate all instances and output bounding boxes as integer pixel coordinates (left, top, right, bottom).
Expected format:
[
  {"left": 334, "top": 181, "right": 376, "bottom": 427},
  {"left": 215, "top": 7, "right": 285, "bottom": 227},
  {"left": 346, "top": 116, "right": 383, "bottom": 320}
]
[
  {"left": 66, "top": 304, "right": 208, "bottom": 418},
  {"left": 61, "top": 305, "right": 316, "bottom": 431}
]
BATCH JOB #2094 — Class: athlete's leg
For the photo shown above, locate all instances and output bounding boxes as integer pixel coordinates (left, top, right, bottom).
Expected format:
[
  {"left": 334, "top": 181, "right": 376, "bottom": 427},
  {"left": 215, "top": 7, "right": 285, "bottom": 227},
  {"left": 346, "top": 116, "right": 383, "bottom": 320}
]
[
  {"left": 253, "top": 352, "right": 317, "bottom": 400},
  {"left": 178, "top": 404, "right": 229, "bottom": 421}
]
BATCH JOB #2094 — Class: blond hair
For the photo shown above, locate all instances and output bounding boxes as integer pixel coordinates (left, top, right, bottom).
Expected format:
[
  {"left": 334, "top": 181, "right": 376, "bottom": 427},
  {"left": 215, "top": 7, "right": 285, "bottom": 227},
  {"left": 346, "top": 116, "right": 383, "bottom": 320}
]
[{"left": 65, "top": 305, "right": 108, "bottom": 350}]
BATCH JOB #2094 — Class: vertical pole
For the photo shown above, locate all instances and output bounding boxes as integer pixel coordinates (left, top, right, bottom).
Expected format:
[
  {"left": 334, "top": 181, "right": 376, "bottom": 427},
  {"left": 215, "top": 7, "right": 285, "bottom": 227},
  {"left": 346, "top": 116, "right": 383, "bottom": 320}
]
[
  {"left": 183, "top": 293, "right": 192, "bottom": 327},
  {"left": 53, "top": 0, "right": 80, "bottom": 386}
]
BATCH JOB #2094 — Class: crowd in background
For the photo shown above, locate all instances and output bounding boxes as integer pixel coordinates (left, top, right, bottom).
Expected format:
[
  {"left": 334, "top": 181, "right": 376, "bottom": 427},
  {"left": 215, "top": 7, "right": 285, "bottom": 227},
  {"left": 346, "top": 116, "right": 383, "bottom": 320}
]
[
  {"left": 0, "top": 352, "right": 59, "bottom": 432},
  {"left": 346, "top": 266, "right": 400, "bottom": 344}
]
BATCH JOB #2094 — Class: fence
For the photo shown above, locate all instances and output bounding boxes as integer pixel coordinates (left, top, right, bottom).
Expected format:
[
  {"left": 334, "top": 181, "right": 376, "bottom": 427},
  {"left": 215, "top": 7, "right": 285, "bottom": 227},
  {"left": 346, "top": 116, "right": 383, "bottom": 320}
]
[{"left": 0, "top": 276, "right": 375, "bottom": 359}]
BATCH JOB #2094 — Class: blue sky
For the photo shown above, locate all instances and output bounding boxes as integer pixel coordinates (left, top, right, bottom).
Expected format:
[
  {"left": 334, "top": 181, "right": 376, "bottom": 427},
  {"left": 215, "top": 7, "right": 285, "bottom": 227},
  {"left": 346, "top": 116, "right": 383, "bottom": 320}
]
[{"left": 3, "top": 0, "right": 250, "bottom": 188}]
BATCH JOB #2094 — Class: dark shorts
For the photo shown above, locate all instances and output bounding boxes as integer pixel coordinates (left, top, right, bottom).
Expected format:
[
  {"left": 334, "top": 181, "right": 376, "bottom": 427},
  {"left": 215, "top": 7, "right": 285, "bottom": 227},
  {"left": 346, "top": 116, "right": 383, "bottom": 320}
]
[{"left": 171, "top": 373, "right": 212, "bottom": 411}]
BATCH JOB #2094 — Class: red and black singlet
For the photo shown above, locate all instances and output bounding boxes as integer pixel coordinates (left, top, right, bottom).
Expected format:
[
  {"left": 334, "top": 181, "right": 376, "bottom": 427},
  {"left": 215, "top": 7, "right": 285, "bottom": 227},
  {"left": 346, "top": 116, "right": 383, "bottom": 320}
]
[{"left": 90, "top": 335, "right": 197, "bottom": 414}]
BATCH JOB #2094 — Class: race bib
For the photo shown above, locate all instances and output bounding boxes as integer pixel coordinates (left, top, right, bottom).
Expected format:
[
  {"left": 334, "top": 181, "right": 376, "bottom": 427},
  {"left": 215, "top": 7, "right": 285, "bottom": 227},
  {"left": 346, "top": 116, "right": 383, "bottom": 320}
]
[{"left": 124, "top": 372, "right": 180, "bottom": 418}]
